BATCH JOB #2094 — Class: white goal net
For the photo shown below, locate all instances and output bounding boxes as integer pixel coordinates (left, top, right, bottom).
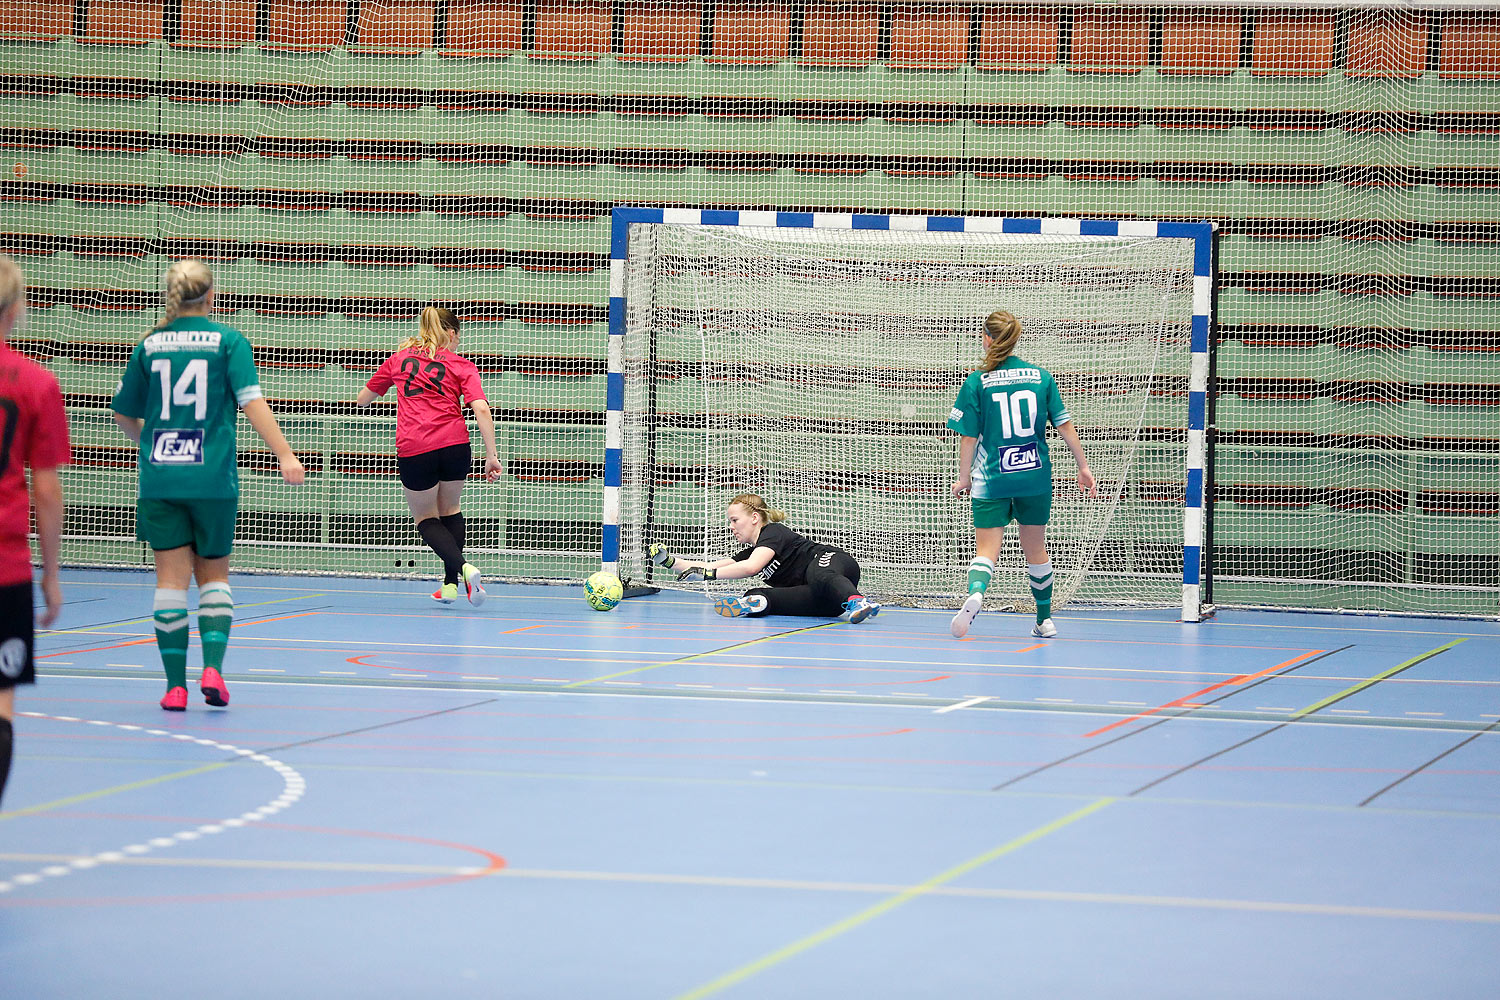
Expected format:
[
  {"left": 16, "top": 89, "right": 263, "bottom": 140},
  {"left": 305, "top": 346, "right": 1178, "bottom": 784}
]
[{"left": 613, "top": 217, "right": 1202, "bottom": 611}]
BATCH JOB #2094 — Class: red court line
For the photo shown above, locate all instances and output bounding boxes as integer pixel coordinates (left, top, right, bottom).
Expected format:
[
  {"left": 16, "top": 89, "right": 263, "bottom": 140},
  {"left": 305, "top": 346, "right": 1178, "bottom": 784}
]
[
  {"left": 1082, "top": 649, "right": 1327, "bottom": 738},
  {"left": 38, "top": 612, "right": 320, "bottom": 658},
  {"left": 0, "top": 813, "right": 505, "bottom": 909}
]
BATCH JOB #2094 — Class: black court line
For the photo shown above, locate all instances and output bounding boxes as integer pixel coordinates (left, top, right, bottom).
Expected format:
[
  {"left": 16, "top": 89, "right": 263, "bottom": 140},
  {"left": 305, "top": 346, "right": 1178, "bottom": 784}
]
[
  {"left": 990, "top": 645, "right": 1355, "bottom": 793},
  {"left": 254, "top": 697, "right": 501, "bottom": 756},
  {"left": 1127, "top": 641, "right": 1467, "bottom": 797},
  {"left": 1358, "top": 718, "right": 1500, "bottom": 808}
]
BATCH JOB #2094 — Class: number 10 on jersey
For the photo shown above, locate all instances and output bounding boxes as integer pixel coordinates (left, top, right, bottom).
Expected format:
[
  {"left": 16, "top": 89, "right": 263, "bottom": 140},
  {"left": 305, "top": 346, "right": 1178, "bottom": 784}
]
[{"left": 989, "top": 389, "right": 1038, "bottom": 439}]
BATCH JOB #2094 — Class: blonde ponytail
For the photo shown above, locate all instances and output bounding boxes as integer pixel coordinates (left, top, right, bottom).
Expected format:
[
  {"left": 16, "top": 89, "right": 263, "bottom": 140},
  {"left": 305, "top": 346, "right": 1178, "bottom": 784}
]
[
  {"left": 400, "top": 306, "right": 459, "bottom": 359},
  {"left": 729, "top": 493, "right": 787, "bottom": 525},
  {"left": 980, "top": 310, "right": 1021, "bottom": 372},
  {"left": 155, "top": 258, "right": 214, "bottom": 332}
]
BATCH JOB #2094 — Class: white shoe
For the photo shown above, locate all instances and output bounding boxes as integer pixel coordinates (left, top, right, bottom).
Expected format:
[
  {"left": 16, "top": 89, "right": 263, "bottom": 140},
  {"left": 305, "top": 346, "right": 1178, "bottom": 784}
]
[
  {"left": 951, "top": 592, "right": 983, "bottom": 638},
  {"left": 840, "top": 596, "right": 880, "bottom": 624},
  {"left": 461, "top": 562, "right": 486, "bottom": 607},
  {"left": 1032, "top": 618, "right": 1058, "bottom": 638}
]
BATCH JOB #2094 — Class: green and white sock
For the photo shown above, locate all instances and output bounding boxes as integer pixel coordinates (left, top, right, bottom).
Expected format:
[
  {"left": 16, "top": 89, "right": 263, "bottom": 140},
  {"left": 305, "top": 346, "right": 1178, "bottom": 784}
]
[
  {"left": 198, "top": 581, "right": 233, "bottom": 673},
  {"left": 967, "top": 556, "right": 995, "bottom": 595},
  {"left": 153, "top": 588, "right": 190, "bottom": 690},
  {"left": 1027, "top": 561, "right": 1054, "bottom": 624}
]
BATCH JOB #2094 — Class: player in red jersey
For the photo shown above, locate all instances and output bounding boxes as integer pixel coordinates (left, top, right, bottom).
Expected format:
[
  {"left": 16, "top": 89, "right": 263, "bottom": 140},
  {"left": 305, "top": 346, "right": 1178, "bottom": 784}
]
[
  {"left": 0, "top": 257, "right": 70, "bottom": 805},
  {"left": 357, "top": 307, "right": 501, "bottom": 605}
]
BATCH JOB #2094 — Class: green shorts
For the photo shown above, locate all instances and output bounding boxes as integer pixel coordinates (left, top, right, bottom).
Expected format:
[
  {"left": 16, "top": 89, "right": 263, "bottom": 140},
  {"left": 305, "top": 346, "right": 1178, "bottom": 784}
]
[
  {"left": 136, "top": 497, "right": 238, "bottom": 558},
  {"left": 972, "top": 493, "right": 1052, "bottom": 529}
]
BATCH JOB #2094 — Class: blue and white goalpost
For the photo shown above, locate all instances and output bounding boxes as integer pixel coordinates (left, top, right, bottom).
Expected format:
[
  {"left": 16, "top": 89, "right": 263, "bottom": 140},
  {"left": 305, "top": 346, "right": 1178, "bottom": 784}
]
[{"left": 604, "top": 208, "right": 1217, "bottom": 622}]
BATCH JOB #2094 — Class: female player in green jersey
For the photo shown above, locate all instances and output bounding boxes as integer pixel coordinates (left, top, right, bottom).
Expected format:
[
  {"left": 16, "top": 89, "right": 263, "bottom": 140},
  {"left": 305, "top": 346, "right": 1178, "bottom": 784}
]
[
  {"left": 111, "top": 259, "right": 305, "bottom": 710},
  {"left": 947, "top": 310, "right": 1096, "bottom": 639}
]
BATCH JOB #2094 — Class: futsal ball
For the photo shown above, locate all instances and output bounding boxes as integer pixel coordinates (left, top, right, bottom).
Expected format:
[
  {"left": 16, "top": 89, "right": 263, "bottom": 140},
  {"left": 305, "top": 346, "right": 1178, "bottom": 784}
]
[{"left": 585, "top": 571, "right": 624, "bottom": 612}]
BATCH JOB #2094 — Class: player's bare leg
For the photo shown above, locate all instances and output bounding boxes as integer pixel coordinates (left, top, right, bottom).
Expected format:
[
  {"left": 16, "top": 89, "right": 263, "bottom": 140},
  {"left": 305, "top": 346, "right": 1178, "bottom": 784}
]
[
  {"left": 1, "top": 688, "right": 14, "bottom": 804},
  {"left": 436, "top": 479, "right": 483, "bottom": 606},
  {"left": 406, "top": 485, "right": 462, "bottom": 603}
]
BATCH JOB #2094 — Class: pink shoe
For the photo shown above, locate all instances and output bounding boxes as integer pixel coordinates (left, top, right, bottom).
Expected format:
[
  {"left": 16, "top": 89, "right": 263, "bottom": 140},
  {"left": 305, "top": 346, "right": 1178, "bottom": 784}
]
[
  {"left": 200, "top": 666, "right": 229, "bottom": 707},
  {"left": 160, "top": 686, "right": 188, "bottom": 711}
]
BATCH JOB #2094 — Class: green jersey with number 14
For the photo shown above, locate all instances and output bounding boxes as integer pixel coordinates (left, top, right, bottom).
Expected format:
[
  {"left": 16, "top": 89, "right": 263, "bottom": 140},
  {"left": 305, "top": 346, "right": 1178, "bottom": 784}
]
[
  {"left": 947, "top": 356, "right": 1071, "bottom": 499},
  {"left": 111, "top": 316, "right": 264, "bottom": 499}
]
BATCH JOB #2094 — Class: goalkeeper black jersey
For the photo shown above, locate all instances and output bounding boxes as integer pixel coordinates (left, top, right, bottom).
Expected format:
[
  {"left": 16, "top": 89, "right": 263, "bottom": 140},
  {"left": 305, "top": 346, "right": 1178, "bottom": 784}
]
[{"left": 733, "top": 522, "right": 826, "bottom": 587}]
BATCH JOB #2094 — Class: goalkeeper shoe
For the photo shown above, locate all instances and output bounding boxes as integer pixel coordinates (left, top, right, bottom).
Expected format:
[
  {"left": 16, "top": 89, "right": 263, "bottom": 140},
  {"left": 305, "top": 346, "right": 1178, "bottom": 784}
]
[
  {"left": 432, "top": 583, "right": 458, "bottom": 605},
  {"left": 461, "top": 563, "right": 486, "bottom": 607},
  {"left": 840, "top": 596, "right": 880, "bottom": 624},
  {"left": 1032, "top": 618, "right": 1058, "bottom": 638},
  {"left": 160, "top": 686, "right": 188, "bottom": 712},
  {"left": 199, "top": 666, "right": 229, "bottom": 707},
  {"left": 713, "top": 595, "right": 768, "bottom": 618},
  {"left": 950, "top": 592, "right": 983, "bottom": 638}
]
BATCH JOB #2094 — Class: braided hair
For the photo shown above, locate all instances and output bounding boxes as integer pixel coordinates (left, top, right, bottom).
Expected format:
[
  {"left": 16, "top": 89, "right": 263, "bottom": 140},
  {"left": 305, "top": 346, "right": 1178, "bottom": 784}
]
[
  {"left": 728, "top": 493, "right": 787, "bottom": 526},
  {"left": 154, "top": 258, "right": 215, "bottom": 332}
]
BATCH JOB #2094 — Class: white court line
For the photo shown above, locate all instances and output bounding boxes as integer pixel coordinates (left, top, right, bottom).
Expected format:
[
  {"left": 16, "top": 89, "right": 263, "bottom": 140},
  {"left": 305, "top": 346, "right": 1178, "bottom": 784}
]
[
  {"left": 40, "top": 633, "right": 1500, "bottom": 686},
  {"left": 319, "top": 671, "right": 356, "bottom": 676},
  {"left": 46, "top": 577, "right": 1500, "bottom": 639},
  {"left": 0, "top": 713, "right": 305, "bottom": 896},
  {"left": 935, "top": 696, "right": 990, "bottom": 714},
  {"left": 105, "top": 663, "right": 144, "bottom": 668}
]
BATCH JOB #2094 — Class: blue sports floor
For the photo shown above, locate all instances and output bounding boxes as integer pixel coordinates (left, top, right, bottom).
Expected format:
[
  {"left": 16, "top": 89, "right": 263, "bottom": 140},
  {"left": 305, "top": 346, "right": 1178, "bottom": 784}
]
[{"left": 3, "top": 569, "right": 1499, "bottom": 999}]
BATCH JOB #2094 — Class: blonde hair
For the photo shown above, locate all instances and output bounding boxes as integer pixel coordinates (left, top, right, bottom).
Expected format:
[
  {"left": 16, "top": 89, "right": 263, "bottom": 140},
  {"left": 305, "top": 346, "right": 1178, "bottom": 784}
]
[
  {"left": 728, "top": 494, "right": 787, "bottom": 525},
  {"left": 0, "top": 255, "right": 23, "bottom": 316},
  {"left": 980, "top": 310, "right": 1022, "bottom": 372},
  {"left": 155, "top": 258, "right": 214, "bottom": 332},
  {"left": 400, "top": 306, "right": 459, "bottom": 359}
]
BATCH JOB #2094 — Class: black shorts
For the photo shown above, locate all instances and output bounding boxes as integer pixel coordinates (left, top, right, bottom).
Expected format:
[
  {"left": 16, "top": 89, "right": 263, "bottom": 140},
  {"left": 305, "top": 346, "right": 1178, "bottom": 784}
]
[
  {"left": 397, "top": 443, "right": 472, "bottom": 492},
  {"left": 0, "top": 581, "right": 35, "bottom": 690}
]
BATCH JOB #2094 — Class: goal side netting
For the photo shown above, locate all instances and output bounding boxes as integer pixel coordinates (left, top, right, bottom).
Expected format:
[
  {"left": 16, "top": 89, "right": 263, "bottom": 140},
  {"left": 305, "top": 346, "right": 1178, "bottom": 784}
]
[{"left": 607, "top": 212, "right": 1210, "bottom": 616}]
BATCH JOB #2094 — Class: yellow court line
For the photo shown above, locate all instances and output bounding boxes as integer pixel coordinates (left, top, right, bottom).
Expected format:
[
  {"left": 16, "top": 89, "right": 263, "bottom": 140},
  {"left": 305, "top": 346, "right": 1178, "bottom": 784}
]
[
  {"left": 40, "top": 593, "right": 328, "bottom": 637},
  {"left": 1291, "top": 638, "right": 1469, "bottom": 720},
  {"left": 672, "top": 796, "right": 1116, "bottom": 1000},
  {"left": 561, "top": 621, "right": 841, "bottom": 689},
  {"left": 0, "top": 761, "right": 230, "bottom": 823}
]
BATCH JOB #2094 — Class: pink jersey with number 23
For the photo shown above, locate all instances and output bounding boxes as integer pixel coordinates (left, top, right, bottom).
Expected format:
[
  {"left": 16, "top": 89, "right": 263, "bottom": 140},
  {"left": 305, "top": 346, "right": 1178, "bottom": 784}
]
[{"left": 365, "top": 347, "right": 487, "bottom": 459}]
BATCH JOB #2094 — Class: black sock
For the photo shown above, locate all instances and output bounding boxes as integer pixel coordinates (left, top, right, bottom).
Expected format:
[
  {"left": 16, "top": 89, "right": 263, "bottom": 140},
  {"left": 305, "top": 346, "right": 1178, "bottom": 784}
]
[
  {"left": 1, "top": 717, "right": 13, "bottom": 806},
  {"left": 418, "top": 518, "right": 464, "bottom": 585},
  {"left": 440, "top": 512, "right": 465, "bottom": 554}
]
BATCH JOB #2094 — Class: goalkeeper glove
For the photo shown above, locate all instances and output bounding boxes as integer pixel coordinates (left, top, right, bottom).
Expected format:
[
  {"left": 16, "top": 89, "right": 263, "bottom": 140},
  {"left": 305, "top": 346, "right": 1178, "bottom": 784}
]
[
  {"left": 647, "top": 543, "right": 675, "bottom": 568},
  {"left": 677, "top": 566, "right": 717, "bottom": 583}
]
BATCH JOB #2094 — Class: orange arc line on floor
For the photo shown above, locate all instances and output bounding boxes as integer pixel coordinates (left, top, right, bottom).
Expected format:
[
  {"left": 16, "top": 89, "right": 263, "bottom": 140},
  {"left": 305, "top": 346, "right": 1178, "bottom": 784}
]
[{"left": 1081, "top": 649, "right": 1327, "bottom": 738}]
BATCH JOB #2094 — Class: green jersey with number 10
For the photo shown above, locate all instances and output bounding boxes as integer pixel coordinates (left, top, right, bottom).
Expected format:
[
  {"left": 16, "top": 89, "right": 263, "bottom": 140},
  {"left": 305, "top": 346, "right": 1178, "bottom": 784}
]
[
  {"left": 947, "top": 356, "right": 1071, "bottom": 499},
  {"left": 111, "top": 316, "right": 264, "bottom": 499}
]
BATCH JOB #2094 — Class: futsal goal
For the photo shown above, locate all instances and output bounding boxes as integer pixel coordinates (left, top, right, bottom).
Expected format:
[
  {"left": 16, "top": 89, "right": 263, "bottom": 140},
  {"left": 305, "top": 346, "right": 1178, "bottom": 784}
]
[{"left": 606, "top": 209, "right": 1218, "bottom": 621}]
